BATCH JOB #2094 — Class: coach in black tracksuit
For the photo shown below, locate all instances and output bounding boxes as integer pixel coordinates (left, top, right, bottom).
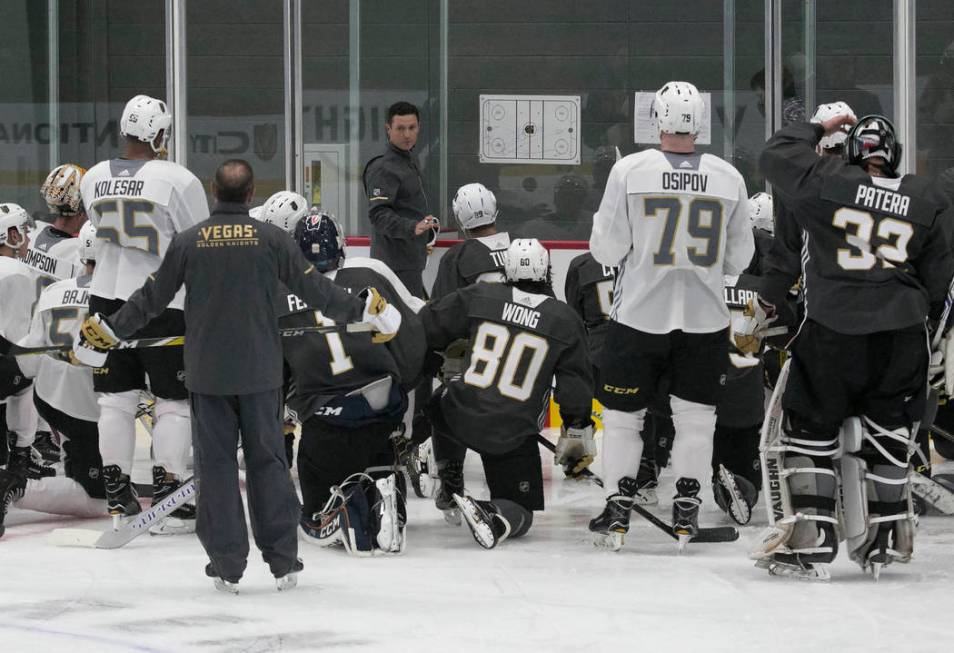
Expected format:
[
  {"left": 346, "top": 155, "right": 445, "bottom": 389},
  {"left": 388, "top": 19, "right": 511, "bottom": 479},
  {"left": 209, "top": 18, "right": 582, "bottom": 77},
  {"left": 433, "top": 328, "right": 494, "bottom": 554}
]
[
  {"left": 363, "top": 101, "right": 438, "bottom": 298},
  {"left": 81, "top": 160, "right": 367, "bottom": 585}
]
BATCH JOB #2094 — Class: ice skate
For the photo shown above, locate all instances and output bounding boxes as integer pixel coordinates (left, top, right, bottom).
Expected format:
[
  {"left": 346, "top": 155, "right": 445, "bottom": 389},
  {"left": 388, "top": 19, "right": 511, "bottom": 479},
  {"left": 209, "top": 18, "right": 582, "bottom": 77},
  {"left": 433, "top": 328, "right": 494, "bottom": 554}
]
[
  {"left": 758, "top": 522, "right": 838, "bottom": 581},
  {"left": 452, "top": 493, "right": 510, "bottom": 549},
  {"left": 275, "top": 558, "right": 303, "bottom": 591},
  {"left": 588, "top": 477, "right": 638, "bottom": 551},
  {"left": 435, "top": 459, "right": 464, "bottom": 526},
  {"left": 371, "top": 474, "right": 406, "bottom": 554},
  {"left": 0, "top": 468, "right": 27, "bottom": 538},
  {"left": 102, "top": 464, "right": 141, "bottom": 529},
  {"left": 672, "top": 478, "right": 701, "bottom": 553},
  {"left": 408, "top": 439, "right": 439, "bottom": 499},
  {"left": 149, "top": 466, "right": 196, "bottom": 535},
  {"left": 32, "top": 430, "right": 61, "bottom": 466},
  {"left": 713, "top": 465, "right": 757, "bottom": 526},
  {"left": 6, "top": 446, "right": 56, "bottom": 480},
  {"left": 205, "top": 563, "right": 239, "bottom": 594}
]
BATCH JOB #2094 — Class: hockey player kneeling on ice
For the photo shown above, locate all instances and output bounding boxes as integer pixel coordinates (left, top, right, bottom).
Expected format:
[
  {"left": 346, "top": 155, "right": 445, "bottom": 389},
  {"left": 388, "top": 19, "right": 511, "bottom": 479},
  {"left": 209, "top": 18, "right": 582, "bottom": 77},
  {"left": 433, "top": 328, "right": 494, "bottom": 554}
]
[
  {"left": 746, "top": 112, "right": 954, "bottom": 580},
  {"left": 588, "top": 81, "right": 754, "bottom": 552},
  {"left": 280, "top": 211, "right": 426, "bottom": 556},
  {"left": 1, "top": 224, "right": 107, "bottom": 537},
  {"left": 420, "top": 238, "right": 594, "bottom": 549}
]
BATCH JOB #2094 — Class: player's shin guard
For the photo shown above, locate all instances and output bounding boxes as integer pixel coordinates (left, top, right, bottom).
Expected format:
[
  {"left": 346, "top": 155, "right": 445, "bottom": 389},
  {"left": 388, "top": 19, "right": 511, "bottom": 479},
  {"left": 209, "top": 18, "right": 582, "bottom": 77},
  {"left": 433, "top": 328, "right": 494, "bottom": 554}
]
[
  {"left": 841, "top": 417, "right": 915, "bottom": 578},
  {"left": 97, "top": 391, "right": 139, "bottom": 473},
  {"left": 600, "top": 408, "right": 646, "bottom": 499},
  {"left": 151, "top": 399, "right": 191, "bottom": 478},
  {"left": 669, "top": 396, "right": 716, "bottom": 486}
]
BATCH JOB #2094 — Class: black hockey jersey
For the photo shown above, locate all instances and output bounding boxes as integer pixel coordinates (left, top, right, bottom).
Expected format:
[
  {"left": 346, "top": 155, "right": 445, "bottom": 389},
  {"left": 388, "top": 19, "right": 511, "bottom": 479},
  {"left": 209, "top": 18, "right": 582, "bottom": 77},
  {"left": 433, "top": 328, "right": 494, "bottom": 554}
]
[
  {"left": 564, "top": 252, "right": 615, "bottom": 362},
  {"left": 421, "top": 282, "right": 593, "bottom": 454},
  {"left": 745, "top": 228, "right": 774, "bottom": 277},
  {"left": 759, "top": 122, "right": 954, "bottom": 334},
  {"left": 431, "top": 232, "right": 511, "bottom": 299},
  {"left": 280, "top": 265, "right": 426, "bottom": 422},
  {"left": 718, "top": 272, "right": 765, "bottom": 428}
]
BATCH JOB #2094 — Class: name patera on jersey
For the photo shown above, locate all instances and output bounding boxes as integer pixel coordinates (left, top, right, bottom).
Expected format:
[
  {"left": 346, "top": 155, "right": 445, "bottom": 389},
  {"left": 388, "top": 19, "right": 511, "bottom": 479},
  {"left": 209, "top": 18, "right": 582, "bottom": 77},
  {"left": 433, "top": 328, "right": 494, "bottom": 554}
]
[
  {"left": 853, "top": 184, "right": 910, "bottom": 217},
  {"left": 93, "top": 179, "right": 146, "bottom": 199}
]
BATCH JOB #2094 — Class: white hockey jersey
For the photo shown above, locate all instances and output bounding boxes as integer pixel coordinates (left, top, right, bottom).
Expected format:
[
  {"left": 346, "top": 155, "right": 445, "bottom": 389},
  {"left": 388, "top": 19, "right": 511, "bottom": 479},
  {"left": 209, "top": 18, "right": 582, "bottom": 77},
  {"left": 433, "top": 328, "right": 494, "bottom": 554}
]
[
  {"left": 590, "top": 149, "right": 753, "bottom": 334},
  {"left": 80, "top": 158, "right": 209, "bottom": 309},
  {"left": 16, "top": 274, "right": 99, "bottom": 422},
  {"left": 20, "top": 224, "right": 81, "bottom": 281},
  {"left": 0, "top": 257, "right": 35, "bottom": 343}
]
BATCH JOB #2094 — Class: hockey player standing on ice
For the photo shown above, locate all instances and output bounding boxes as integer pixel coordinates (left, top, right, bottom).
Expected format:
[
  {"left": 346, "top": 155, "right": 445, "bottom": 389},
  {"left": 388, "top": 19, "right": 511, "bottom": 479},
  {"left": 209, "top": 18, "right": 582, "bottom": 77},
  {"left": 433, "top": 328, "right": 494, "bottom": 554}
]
[
  {"left": 420, "top": 238, "right": 594, "bottom": 548},
  {"left": 588, "top": 80, "right": 754, "bottom": 551},
  {"left": 0, "top": 204, "right": 45, "bottom": 480},
  {"left": 78, "top": 95, "right": 209, "bottom": 532},
  {"left": 285, "top": 212, "right": 426, "bottom": 556},
  {"left": 747, "top": 113, "right": 954, "bottom": 579},
  {"left": 74, "top": 159, "right": 401, "bottom": 592},
  {"left": 0, "top": 224, "right": 107, "bottom": 537}
]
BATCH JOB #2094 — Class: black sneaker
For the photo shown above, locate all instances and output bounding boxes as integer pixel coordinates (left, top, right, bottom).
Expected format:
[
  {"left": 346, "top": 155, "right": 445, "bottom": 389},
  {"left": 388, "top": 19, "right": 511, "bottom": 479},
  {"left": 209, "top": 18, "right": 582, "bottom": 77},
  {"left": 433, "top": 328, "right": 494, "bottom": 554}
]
[
  {"left": 205, "top": 562, "right": 240, "bottom": 594},
  {"left": 0, "top": 468, "right": 27, "bottom": 538},
  {"left": 588, "top": 476, "right": 638, "bottom": 550},
  {"left": 32, "top": 431, "right": 61, "bottom": 466},
  {"left": 102, "top": 464, "right": 141, "bottom": 518},
  {"left": 435, "top": 459, "right": 464, "bottom": 525},
  {"left": 672, "top": 477, "right": 702, "bottom": 549}
]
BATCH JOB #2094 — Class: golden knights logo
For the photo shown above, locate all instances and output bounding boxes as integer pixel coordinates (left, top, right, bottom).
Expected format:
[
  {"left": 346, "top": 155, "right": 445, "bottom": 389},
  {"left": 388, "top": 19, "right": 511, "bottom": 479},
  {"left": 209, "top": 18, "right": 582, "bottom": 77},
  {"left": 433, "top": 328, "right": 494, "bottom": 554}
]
[{"left": 254, "top": 124, "right": 278, "bottom": 162}]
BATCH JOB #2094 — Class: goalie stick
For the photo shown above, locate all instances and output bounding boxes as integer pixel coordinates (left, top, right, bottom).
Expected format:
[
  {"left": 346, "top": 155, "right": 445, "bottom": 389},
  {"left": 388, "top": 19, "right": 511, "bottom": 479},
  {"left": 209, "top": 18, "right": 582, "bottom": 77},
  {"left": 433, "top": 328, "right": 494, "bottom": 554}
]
[
  {"left": 48, "top": 476, "right": 197, "bottom": 549},
  {"left": 536, "top": 435, "right": 739, "bottom": 543},
  {"left": 1, "top": 322, "right": 373, "bottom": 357}
]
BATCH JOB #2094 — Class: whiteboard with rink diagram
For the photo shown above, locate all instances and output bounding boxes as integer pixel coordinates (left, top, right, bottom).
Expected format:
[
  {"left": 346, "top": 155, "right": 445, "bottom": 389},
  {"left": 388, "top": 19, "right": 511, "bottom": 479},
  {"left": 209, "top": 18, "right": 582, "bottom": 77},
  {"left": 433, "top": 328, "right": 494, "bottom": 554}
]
[{"left": 479, "top": 94, "right": 581, "bottom": 165}]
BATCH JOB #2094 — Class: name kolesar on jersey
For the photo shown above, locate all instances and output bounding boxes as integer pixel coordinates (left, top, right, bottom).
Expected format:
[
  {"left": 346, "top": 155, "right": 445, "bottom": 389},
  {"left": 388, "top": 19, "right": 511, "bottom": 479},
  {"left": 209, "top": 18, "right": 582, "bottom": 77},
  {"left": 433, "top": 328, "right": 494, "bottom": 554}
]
[{"left": 94, "top": 179, "right": 146, "bottom": 199}]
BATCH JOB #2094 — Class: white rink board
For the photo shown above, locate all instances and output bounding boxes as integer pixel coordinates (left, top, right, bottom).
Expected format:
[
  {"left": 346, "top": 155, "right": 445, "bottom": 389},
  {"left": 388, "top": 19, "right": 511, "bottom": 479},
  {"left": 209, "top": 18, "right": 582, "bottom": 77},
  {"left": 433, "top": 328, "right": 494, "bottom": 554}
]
[
  {"left": 479, "top": 94, "right": 581, "bottom": 165},
  {"left": 2, "top": 429, "right": 954, "bottom": 653}
]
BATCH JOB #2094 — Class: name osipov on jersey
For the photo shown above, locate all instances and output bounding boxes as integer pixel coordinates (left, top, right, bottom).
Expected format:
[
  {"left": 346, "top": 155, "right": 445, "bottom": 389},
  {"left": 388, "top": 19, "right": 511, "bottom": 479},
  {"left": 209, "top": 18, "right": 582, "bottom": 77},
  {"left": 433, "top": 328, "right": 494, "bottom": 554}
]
[
  {"left": 93, "top": 179, "right": 146, "bottom": 199},
  {"left": 501, "top": 302, "right": 541, "bottom": 329},
  {"left": 661, "top": 171, "right": 709, "bottom": 193},
  {"left": 854, "top": 184, "right": 910, "bottom": 217}
]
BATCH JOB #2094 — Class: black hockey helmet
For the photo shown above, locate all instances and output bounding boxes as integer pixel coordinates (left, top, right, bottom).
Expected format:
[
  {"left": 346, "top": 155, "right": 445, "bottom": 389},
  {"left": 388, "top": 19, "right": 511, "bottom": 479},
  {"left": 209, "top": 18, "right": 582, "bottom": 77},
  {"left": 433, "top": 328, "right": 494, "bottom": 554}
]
[
  {"left": 844, "top": 114, "right": 902, "bottom": 176},
  {"left": 294, "top": 209, "right": 345, "bottom": 272}
]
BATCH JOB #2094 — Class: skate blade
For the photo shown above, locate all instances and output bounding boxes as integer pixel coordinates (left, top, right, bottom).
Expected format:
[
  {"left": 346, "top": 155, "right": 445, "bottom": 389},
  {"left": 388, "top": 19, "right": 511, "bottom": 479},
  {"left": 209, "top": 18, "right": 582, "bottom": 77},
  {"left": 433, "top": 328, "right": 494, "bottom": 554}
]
[
  {"left": 870, "top": 562, "right": 883, "bottom": 582},
  {"left": 452, "top": 494, "right": 496, "bottom": 549},
  {"left": 676, "top": 533, "right": 691, "bottom": 554},
  {"left": 276, "top": 573, "right": 298, "bottom": 592},
  {"left": 214, "top": 578, "right": 240, "bottom": 594},
  {"left": 48, "top": 528, "right": 102, "bottom": 548},
  {"left": 149, "top": 516, "right": 196, "bottom": 536},
  {"left": 760, "top": 559, "right": 832, "bottom": 582},
  {"left": 592, "top": 530, "right": 624, "bottom": 551},
  {"left": 441, "top": 508, "right": 462, "bottom": 526}
]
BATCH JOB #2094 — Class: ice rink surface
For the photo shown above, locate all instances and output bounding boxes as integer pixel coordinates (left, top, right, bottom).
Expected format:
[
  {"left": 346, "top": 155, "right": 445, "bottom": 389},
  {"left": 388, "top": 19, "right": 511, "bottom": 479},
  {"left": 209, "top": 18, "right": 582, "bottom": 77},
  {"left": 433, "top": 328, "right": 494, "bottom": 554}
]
[{"left": 2, "top": 433, "right": 953, "bottom": 653}]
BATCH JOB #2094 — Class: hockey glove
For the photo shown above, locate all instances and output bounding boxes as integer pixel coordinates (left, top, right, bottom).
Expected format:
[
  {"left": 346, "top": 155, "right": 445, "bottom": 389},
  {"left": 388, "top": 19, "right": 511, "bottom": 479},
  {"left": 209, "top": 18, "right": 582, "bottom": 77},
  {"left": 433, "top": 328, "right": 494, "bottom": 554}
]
[
  {"left": 73, "top": 313, "right": 118, "bottom": 367},
  {"left": 360, "top": 286, "right": 402, "bottom": 344},
  {"left": 733, "top": 297, "right": 778, "bottom": 354},
  {"left": 555, "top": 421, "right": 596, "bottom": 476}
]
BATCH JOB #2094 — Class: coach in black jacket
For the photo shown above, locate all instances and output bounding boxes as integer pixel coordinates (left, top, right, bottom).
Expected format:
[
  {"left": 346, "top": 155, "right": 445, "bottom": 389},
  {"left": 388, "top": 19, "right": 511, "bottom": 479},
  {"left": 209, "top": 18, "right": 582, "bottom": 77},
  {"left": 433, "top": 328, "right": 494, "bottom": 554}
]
[
  {"left": 363, "top": 101, "right": 439, "bottom": 298},
  {"left": 75, "top": 159, "right": 401, "bottom": 591}
]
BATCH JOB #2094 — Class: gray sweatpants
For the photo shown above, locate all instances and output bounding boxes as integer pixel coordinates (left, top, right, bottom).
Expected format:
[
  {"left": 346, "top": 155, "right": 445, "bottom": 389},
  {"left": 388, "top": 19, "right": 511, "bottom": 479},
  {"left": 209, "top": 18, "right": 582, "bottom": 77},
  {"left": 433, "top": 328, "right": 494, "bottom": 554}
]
[{"left": 190, "top": 388, "right": 299, "bottom": 581}]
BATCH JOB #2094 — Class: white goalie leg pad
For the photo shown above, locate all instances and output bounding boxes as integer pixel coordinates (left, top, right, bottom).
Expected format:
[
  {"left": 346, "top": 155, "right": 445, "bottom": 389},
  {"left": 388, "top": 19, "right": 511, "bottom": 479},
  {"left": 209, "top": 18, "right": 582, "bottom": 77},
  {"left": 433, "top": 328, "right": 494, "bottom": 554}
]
[
  {"left": 151, "top": 399, "right": 191, "bottom": 477},
  {"left": 372, "top": 473, "right": 406, "bottom": 555},
  {"left": 97, "top": 391, "right": 140, "bottom": 472},
  {"left": 18, "top": 477, "right": 106, "bottom": 517},
  {"left": 601, "top": 408, "right": 646, "bottom": 499},
  {"left": 669, "top": 396, "right": 716, "bottom": 486},
  {"left": 7, "top": 385, "right": 38, "bottom": 447}
]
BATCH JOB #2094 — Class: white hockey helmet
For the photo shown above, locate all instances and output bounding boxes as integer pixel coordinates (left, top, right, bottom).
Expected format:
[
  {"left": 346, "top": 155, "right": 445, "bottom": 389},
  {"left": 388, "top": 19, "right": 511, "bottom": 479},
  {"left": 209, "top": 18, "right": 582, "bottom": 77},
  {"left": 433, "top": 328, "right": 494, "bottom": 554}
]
[
  {"left": 78, "top": 221, "right": 97, "bottom": 264},
  {"left": 748, "top": 192, "right": 774, "bottom": 234},
  {"left": 504, "top": 238, "right": 550, "bottom": 284},
  {"left": 452, "top": 183, "right": 498, "bottom": 231},
  {"left": 261, "top": 191, "right": 309, "bottom": 234},
  {"left": 0, "top": 203, "right": 34, "bottom": 248},
  {"left": 248, "top": 205, "right": 264, "bottom": 220},
  {"left": 120, "top": 94, "right": 172, "bottom": 155},
  {"left": 40, "top": 163, "right": 86, "bottom": 216},
  {"left": 650, "top": 81, "right": 704, "bottom": 137},
  {"left": 811, "top": 101, "right": 856, "bottom": 151}
]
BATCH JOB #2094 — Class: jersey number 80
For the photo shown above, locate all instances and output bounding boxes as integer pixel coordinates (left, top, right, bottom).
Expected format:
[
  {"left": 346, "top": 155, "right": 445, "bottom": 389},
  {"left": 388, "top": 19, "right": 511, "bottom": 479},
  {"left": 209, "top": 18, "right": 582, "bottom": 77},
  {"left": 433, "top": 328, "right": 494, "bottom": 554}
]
[{"left": 464, "top": 322, "right": 549, "bottom": 402}]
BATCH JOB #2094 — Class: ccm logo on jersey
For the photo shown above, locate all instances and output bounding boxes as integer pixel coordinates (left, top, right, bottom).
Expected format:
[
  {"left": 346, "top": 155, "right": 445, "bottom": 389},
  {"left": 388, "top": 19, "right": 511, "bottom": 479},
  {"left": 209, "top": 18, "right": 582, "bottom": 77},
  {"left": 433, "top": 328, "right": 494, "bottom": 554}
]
[
  {"left": 315, "top": 405, "right": 343, "bottom": 417},
  {"left": 854, "top": 184, "right": 910, "bottom": 217},
  {"left": 603, "top": 384, "right": 639, "bottom": 396},
  {"left": 662, "top": 172, "right": 708, "bottom": 193},
  {"left": 501, "top": 302, "right": 540, "bottom": 329}
]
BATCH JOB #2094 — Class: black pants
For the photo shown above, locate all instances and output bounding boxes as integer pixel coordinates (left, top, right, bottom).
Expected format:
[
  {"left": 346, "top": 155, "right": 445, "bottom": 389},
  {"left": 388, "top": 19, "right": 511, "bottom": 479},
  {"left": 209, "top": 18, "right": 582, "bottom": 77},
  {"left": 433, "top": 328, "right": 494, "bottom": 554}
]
[
  {"left": 34, "top": 395, "right": 105, "bottom": 499},
  {"left": 297, "top": 417, "right": 397, "bottom": 518},
  {"left": 190, "top": 388, "right": 299, "bottom": 582}
]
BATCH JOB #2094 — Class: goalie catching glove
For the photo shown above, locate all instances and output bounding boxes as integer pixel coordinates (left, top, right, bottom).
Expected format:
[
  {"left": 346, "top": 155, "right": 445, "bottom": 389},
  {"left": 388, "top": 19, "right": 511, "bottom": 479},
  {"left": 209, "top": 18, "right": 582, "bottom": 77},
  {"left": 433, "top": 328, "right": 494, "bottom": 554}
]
[
  {"left": 73, "top": 313, "right": 120, "bottom": 367},
  {"left": 555, "top": 420, "right": 596, "bottom": 476},
  {"left": 359, "top": 286, "right": 401, "bottom": 344},
  {"left": 733, "top": 296, "right": 778, "bottom": 354}
]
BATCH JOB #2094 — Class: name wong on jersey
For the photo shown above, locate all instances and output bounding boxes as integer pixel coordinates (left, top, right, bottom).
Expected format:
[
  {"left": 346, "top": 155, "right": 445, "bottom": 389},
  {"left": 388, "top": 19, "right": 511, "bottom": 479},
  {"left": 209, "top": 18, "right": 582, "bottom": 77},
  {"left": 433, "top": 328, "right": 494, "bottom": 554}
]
[{"left": 501, "top": 302, "right": 541, "bottom": 329}]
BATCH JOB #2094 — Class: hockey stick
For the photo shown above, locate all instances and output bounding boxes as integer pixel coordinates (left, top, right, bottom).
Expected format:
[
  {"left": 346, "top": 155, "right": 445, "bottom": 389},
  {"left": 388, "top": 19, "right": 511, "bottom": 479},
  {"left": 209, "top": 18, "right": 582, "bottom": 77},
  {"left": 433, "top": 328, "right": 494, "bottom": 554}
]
[
  {"left": 48, "top": 476, "right": 197, "bottom": 549},
  {"left": 933, "top": 274, "right": 954, "bottom": 350},
  {"left": 1, "top": 323, "right": 373, "bottom": 357},
  {"left": 536, "top": 435, "right": 739, "bottom": 543}
]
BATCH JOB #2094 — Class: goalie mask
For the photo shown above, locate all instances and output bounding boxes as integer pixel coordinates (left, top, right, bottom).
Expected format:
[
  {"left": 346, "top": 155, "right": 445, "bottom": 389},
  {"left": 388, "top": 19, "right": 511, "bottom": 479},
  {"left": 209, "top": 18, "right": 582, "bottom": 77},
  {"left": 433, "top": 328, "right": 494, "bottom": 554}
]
[
  {"left": 748, "top": 192, "right": 774, "bottom": 234},
  {"left": 120, "top": 94, "right": 172, "bottom": 156},
  {"left": 40, "top": 163, "right": 86, "bottom": 216},
  {"left": 78, "top": 221, "right": 97, "bottom": 264},
  {"left": 504, "top": 238, "right": 550, "bottom": 284},
  {"left": 811, "top": 101, "right": 856, "bottom": 152},
  {"left": 650, "top": 81, "right": 704, "bottom": 137},
  {"left": 452, "top": 183, "right": 498, "bottom": 232},
  {"left": 261, "top": 191, "right": 309, "bottom": 234},
  {"left": 845, "top": 115, "right": 902, "bottom": 176},
  {"left": 294, "top": 210, "right": 345, "bottom": 272},
  {"left": 0, "top": 203, "right": 34, "bottom": 249}
]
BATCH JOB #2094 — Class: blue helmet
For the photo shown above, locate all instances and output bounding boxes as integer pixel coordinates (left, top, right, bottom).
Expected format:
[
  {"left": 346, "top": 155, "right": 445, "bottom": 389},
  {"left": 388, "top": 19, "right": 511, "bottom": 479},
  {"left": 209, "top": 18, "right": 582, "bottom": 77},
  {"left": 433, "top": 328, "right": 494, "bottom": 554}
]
[{"left": 294, "top": 210, "right": 345, "bottom": 272}]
